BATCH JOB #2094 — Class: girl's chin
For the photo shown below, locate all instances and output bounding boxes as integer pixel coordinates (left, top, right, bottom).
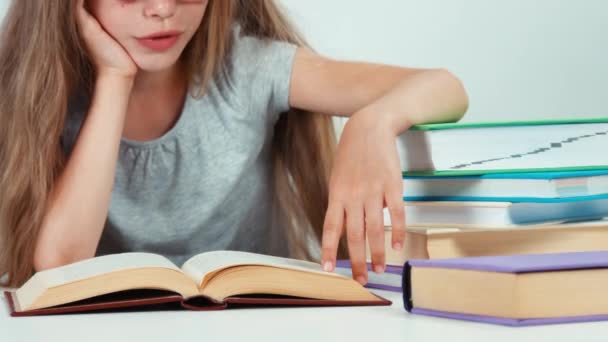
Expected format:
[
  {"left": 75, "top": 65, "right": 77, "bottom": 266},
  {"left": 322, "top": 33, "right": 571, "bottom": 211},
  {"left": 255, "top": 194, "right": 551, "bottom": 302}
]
[{"left": 133, "top": 56, "right": 181, "bottom": 73}]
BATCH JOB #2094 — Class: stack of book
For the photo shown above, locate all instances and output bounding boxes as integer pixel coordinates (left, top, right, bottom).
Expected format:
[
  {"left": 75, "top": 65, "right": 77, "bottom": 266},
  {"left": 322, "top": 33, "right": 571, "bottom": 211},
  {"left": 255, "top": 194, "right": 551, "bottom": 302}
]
[{"left": 337, "top": 117, "right": 608, "bottom": 294}]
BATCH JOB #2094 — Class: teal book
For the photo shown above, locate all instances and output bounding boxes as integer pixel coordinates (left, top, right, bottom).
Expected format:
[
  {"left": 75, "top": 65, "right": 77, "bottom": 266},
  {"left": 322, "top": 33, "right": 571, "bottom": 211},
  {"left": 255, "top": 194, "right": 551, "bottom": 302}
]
[
  {"left": 401, "top": 169, "right": 608, "bottom": 202},
  {"left": 383, "top": 195, "right": 608, "bottom": 227},
  {"left": 397, "top": 117, "right": 608, "bottom": 176}
]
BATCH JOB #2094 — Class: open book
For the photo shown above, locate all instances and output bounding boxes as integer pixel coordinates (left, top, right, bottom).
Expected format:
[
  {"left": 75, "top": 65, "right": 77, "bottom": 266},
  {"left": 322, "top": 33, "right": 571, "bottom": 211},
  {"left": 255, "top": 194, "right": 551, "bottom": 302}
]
[{"left": 5, "top": 251, "right": 390, "bottom": 317}]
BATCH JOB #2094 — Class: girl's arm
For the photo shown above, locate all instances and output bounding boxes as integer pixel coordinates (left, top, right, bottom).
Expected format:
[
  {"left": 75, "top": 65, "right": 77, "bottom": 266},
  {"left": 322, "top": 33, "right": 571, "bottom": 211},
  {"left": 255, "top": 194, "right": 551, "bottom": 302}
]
[
  {"left": 33, "top": 0, "right": 138, "bottom": 270},
  {"left": 288, "top": 48, "right": 469, "bottom": 283},
  {"left": 33, "top": 75, "right": 133, "bottom": 270},
  {"left": 289, "top": 48, "right": 468, "bottom": 125}
]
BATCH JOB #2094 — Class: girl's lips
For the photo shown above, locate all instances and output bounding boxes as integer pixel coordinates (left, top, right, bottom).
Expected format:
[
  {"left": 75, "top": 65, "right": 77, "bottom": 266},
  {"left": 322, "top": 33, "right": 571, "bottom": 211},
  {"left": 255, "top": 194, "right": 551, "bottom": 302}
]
[{"left": 137, "top": 32, "right": 182, "bottom": 51}]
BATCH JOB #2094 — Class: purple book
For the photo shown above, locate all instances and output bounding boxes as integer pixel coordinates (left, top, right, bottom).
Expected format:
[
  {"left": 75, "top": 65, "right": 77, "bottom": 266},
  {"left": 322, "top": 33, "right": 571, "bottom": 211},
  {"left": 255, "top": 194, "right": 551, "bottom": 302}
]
[
  {"left": 335, "top": 260, "right": 403, "bottom": 292},
  {"left": 404, "top": 251, "right": 608, "bottom": 326}
]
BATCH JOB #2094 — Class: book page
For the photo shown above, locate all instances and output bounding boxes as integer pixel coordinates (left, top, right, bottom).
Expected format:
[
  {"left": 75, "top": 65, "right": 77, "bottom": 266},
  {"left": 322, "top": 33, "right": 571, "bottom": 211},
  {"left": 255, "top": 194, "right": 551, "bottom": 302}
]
[
  {"left": 15, "top": 253, "right": 195, "bottom": 312},
  {"left": 428, "top": 123, "right": 608, "bottom": 171},
  {"left": 181, "top": 251, "right": 342, "bottom": 286},
  {"left": 26, "top": 252, "right": 181, "bottom": 290}
]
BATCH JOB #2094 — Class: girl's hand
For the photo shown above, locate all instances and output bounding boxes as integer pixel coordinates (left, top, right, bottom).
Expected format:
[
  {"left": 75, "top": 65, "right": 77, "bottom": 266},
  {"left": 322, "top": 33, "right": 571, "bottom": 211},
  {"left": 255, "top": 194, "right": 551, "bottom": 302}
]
[
  {"left": 321, "top": 111, "right": 407, "bottom": 285},
  {"left": 76, "top": 0, "right": 138, "bottom": 78}
]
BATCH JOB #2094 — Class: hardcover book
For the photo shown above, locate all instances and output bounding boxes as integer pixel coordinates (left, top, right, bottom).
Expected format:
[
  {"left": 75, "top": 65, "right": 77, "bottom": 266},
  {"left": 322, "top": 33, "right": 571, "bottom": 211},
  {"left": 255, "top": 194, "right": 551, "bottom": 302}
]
[
  {"left": 5, "top": 251, "right": 391, "bottom": 317},
  {"left": 372, "top": 220, "right": 608, "bottom": 264},
  {"left": 401, "top": 169, "right": 608, "bottom": 201},
  {"left": 403, "top": 251, "right": 608, "bottom": 326},
  {"left": 382, "top": 196, "right": 608, "bottom": 227},
  {"left": 335, "top": 260, "right": 402, "bottom": 292},
  {"left": 397, "top": 118, "right": 608, "bottom": 176}
]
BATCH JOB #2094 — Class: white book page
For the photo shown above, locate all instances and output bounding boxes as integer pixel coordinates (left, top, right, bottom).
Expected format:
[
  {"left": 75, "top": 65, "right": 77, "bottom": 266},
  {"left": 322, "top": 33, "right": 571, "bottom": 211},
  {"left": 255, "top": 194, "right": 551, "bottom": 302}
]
[
  {"left": 23, "top": 252, "right": 181, "bottom": 290},
  {"left": 181, "top": 251, "right": 342, "bottom": 286},
  {"left": 15, "top": 253, "right": 183, "bottom": 312},
  {"left": 404, "top": 123, "right": 608, "bottom": 171}
]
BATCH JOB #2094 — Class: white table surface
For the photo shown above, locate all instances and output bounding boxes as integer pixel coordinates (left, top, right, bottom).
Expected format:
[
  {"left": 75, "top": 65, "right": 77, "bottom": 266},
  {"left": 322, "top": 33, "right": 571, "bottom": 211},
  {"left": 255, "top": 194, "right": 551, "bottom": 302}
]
[{"left": 2, "top": 288, "right": 608, "bottom": 342}]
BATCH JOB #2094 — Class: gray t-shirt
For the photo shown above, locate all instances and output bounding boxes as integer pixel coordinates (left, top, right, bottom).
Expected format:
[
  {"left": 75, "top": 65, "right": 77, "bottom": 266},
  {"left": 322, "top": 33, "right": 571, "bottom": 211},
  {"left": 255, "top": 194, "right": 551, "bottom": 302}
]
[{"left": 62, "top": 28, "right": 298, "bottom": 266}]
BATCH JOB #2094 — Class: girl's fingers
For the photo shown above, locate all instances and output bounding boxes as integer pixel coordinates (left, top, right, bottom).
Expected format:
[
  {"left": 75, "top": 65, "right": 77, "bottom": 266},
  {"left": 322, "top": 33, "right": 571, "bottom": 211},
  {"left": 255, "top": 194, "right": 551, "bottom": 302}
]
[
  {"left": 386, "top": 186, "right": 406, "bottom": 251},
  {"left": 345, "top": 203, "right": 367, "bottom": 285},
  {"left": 321, "top": 200, "right": 345, "bottom": 272},
  {"left": 365, "top": 197, "right": 385, "bottom": 273}
]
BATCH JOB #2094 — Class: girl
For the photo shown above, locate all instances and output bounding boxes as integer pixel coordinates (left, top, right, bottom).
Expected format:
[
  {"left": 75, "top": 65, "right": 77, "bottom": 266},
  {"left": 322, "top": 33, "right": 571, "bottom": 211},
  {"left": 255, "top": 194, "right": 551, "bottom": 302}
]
[{"left": 0, "top": 0, "right": 468, "bottom": 287}]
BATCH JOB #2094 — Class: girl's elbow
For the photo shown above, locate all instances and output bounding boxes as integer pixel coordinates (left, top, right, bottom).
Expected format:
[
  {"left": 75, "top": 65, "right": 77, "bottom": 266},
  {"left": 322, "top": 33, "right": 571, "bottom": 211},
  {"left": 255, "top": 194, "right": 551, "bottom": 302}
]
[
  {"left": 33, "top": 248, "right": 69, "bottom": 272},
  {"left": 456, "top": 88, "right": 470, "bottom": 120},
  {"left": 33, "top": 240, "right": 95, "bottom": 272},
  {"left": 33, "top": 232, "right": 79, "bottom": 272},
  {"left": 437, "top": 68, "right": 469, "bottom": 118},
  {"left": 34, "top": 250, "right": 93, "bottom": 272}
]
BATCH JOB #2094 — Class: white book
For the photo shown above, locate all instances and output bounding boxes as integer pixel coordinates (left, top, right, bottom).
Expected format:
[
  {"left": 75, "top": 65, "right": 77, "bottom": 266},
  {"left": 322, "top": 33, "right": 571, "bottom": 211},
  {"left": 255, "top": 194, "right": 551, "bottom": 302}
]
[
  {"left": 382, "top": 198, "right": 608, "bottom": 228},
  {"left": 401, "top": 171, "right": 608, "bottom": 200},
  {"left": 396, "top": 119, "right": 608, "bottom": 174}
]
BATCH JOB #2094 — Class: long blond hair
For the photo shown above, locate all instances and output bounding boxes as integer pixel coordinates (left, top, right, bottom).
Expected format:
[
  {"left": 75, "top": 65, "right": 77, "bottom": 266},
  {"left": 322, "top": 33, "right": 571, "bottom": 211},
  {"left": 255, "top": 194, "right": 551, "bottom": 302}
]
[{"left": 0, "top": 0, "right": 346, "bottom": 287}]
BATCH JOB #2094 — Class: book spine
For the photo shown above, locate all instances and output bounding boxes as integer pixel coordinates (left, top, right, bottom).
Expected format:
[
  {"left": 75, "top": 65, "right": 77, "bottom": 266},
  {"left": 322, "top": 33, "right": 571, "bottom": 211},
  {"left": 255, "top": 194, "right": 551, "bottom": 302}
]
[
  {"left": 403, "top": 262, "right": 413, "bottom": 312},
  {"left": 403, "top": 165, "right": 608, "bottom": 177},
  {"left": 365, "top": 283, "right": 402, "bottom": 293},
  {"left": 335, "top": 261, "right": 404, "bottom": 275},
  {"left": 402, "top": 193, "right": 608, "bottom": 203}
]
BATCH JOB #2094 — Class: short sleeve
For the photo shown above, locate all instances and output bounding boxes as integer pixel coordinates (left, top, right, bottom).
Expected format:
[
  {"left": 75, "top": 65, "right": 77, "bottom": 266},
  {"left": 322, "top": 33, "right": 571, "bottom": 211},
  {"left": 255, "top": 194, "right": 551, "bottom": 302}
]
[{"left": 226, "top": 27, "right": 298, "bottom": 124}]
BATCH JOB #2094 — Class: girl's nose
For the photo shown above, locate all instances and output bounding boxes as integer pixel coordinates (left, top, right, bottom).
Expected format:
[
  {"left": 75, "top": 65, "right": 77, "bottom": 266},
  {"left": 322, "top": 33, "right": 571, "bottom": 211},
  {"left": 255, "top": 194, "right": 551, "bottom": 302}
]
[{"left": 143, "top": 0, "right": 177, "bottom": 19}]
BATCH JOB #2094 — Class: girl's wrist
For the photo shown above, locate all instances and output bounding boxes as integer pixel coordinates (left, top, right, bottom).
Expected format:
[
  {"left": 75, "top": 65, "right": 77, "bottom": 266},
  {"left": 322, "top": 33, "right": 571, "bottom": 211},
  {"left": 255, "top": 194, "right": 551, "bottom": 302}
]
[
  {"left": 95, "top": 72, "right": 135, "bottom": 98},
  {"left": 91, "top": 71, "right": 135, "bottom": 120},
  {"left": 97, "top": 69, "right": 136, "bottom": 87},
  {"left": 349, "top": 107, "right": 411, "bottom": 137}
]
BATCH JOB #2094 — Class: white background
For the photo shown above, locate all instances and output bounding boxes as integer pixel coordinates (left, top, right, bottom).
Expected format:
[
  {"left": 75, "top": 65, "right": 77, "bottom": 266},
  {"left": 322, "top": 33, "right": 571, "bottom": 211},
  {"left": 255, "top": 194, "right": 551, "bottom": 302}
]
[
  {"left": 279, "top": 0, "right": 608, "bottom": 123},
  {"left": 0, "top": 1, "right": 6, "bottom": 21},
  {"left": 1, "top": 0, "right": 607, "bottom": 123}
]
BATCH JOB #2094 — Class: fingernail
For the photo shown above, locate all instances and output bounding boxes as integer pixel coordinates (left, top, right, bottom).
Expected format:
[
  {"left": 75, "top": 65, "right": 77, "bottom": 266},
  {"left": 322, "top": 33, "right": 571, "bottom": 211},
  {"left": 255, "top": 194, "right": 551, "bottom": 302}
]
[
  {"left": 373, "top": 264, "right": 385, "bottom": 274},
  {"left": 393, "top": 242, "right": 403, "bottom": 251},
  {"left": 323, "top": 261, "right": 333, "bottom": 272},
  {"left": 356, "top": 276, "right": 367, "bottom": 285}
]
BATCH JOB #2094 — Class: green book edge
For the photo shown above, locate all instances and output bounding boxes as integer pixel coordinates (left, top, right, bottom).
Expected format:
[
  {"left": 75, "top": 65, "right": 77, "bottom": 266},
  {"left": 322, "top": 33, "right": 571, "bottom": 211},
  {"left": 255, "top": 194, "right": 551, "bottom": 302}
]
[
  {"left": 410, "top": 117, "right": 608, "bottom": 131},
  {"left": 403, "top": 165, "right": 608, "bottom": 177}
]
